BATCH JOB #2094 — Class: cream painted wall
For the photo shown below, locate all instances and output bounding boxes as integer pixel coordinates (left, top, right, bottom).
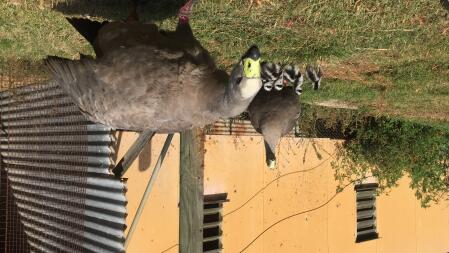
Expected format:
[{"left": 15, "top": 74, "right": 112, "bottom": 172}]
[{"left": 120, "top": 133, "right": 449, "bottom": 253}]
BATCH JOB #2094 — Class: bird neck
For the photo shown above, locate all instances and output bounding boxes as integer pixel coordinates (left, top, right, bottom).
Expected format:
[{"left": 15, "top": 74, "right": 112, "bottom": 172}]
[{"left": 222, "top": 76, "right": 262, "bottom": 118}]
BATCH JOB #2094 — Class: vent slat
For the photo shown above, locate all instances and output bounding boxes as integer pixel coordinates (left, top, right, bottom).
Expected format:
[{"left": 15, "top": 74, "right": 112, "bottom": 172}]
[
  {"left": 356, "top": 209, "right": 375, "bottom": 220},
  {"left": 203, "top": 193, "right": 226, "bottom": 253},
  {"left": 355, "top": 185, "right": 378, "bottom": 243},
  {"left": 204, "top": 207, "right": 222, "bottom": 215}
]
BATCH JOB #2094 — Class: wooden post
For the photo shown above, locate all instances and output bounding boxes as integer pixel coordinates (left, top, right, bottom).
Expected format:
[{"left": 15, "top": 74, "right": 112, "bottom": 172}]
[{"left": 179, "top": 128, "right": 205, "bottom": 253}]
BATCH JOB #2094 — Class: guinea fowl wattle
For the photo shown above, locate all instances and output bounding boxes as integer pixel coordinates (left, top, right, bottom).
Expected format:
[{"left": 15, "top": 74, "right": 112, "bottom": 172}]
[
  {"left": 45, "top": 0, "right": 263, "bottom": 132},
  {"left": 248, "top": 64, "right": 303, "bottom": 169}
]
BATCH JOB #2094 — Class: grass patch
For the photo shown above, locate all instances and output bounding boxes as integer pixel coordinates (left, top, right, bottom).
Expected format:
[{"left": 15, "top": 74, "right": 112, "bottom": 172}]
[
  {"left": 1, "top": 0, "right": 448, "bottom": 124},
  {"left": 298, "top": 104, "right": 449, "bottom": 207}
]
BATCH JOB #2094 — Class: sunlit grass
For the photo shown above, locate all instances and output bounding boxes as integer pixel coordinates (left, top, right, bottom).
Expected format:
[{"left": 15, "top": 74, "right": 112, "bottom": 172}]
[{"left": 1, "top": 0, "right": 448, "bottom": 124}]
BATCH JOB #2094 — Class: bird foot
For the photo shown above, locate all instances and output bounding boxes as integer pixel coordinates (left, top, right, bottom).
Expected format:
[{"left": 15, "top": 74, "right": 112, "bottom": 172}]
[{"left": 267, "top": 159, "right": 277, "bottom": 169}]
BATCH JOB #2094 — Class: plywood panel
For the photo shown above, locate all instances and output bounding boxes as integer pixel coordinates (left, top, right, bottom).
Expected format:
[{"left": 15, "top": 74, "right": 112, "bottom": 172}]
[
  {"left": 415, "top": 184, "right": 449, "bottom": 253},
  {"left": 118, "top": 133, "right": 449, "bottom": 253},
  {"left": 204, "top": 135, "right": 264, "bottom": 253},
  {"left": 121, "top": 132, "right": 180, "bottom": 253},
  {"left": 262, "top": 138, "right": 334, "bottom": 253}
]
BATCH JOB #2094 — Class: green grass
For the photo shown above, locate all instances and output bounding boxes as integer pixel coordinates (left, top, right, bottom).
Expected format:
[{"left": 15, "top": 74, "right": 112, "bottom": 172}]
[{"left": 1, "top": 0, "right": 448, "bottom": 124}]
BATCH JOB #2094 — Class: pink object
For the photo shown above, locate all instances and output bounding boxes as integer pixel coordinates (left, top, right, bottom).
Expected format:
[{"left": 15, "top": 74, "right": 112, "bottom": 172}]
[{"left": 178, "top": 0, "right": 195, "bottom": 24}]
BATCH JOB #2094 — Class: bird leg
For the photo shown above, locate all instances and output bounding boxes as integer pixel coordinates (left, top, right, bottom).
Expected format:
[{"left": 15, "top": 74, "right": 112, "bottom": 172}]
[{"left": 264, "top": 140, "right": 277, "bottom": 169}]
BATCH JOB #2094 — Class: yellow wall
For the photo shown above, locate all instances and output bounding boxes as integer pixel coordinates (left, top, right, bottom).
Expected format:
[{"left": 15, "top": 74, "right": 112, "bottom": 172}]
[{"left": 120, "top": 133, "right": 449, "bottom": 253}]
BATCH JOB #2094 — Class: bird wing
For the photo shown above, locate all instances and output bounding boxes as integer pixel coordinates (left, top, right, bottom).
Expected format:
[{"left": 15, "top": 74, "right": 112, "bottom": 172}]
[
  {"left": 46, "top": 44, "right": 212, "bottom": 131},
  {"left": 45, "top": 56, "right": 98, "bottom": 116}
]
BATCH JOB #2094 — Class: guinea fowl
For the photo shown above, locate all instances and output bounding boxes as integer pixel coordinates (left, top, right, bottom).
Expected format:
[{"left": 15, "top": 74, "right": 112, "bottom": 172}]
[
  {"left": 261, "top": 62, "right": 283, "bottom": 91},
  {"left": 45, "top": 0, "right": 263, "bottom": 133},
  {"left": 305, "top": 64, "right": 323, "bottom": 90},
  {"left": 248, "top": 64, "right": 303, "bottom": 169},
  {"left": 283, "top": 65, "right": 304, "bottom": 95}
]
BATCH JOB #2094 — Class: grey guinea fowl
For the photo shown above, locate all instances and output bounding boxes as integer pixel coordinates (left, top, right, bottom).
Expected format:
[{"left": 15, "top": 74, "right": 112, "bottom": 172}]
[
  {"left": 248, "top": 64, "right": 303, "bottom": 169},
  {"left": 45, "top": 1, "right": 262, "bottom": 133}
]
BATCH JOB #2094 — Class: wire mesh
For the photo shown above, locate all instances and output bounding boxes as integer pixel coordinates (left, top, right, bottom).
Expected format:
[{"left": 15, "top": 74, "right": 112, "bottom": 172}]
[
  {"left": 0, "top": 74, "right": 126, "bottom": 253},
  {"left": 205, "top": 108, "right": 354, "bottom": 139}
]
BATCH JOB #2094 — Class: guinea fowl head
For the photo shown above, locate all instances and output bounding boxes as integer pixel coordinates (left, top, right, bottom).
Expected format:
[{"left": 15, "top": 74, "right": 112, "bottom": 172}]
[
  {"left": 283, "top": 65, "right": 304, "bottom": 95},
  {"left": 261, "top": 62, "right": 282, "bottom": 91}
]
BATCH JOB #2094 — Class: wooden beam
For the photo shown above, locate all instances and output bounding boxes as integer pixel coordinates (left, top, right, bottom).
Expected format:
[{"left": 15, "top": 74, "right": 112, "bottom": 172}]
[
  {"left": 179, "top": 128, "right": 205, "bottom": 253},
  {"left": 112, "top": 129, "right": 154, "bottom": 177}
]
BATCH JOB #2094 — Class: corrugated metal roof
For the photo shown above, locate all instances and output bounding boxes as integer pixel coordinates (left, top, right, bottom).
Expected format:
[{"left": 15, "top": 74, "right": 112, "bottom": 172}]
[{"left": 0, "top": 81, "right": 126, "bottom": 253}]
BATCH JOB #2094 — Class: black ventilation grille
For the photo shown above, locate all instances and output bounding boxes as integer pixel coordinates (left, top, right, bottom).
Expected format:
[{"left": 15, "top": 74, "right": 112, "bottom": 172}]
[
  {"left": 0, "top": 81, "right": 127, "bottom": 253},
  {"left": 355, "top": 183, "right": 379, "bottom": 243},
  {"left": 203, "top": 193, "right": 228, "bottom": 253}
]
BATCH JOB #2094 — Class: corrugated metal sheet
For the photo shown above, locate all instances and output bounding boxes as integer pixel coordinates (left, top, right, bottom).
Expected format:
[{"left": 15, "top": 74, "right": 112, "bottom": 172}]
[{"left": 0, "top": 80, "right": 126, "bottom": 253}]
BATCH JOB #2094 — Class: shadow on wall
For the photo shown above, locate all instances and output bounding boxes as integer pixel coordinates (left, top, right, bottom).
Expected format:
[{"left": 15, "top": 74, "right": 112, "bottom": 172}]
[
  {"left": 139, "top": 139, "right": 152, "bottom": 171},
  {"left": 52, "top": 0, "right": 186, "bottom": 22}
]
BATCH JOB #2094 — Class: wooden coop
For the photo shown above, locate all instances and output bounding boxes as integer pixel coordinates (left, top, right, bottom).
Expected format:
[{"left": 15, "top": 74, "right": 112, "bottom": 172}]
[{"left": 2, "top": 80, "right": 449, "bottom": 253}]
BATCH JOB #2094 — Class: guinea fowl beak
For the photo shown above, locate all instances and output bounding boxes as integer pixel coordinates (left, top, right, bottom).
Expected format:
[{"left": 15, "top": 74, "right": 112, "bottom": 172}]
[{"left": 242, "top": 45, "right": 261, "bottom": 79}]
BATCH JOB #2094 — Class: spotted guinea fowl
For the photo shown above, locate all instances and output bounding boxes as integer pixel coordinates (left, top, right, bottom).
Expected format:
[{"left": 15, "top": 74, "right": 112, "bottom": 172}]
[
  {"left": 46, "top": 0, "right": 263, "bottom": 133},
  {"left": 305, "top": 64, "right": 323, "bottom": 90},
  {"left": 248, "top": 64, "right": 303, "bottom": 169},
  {"left": 261, "top": 61, "right": 283, "bottom": 91}
]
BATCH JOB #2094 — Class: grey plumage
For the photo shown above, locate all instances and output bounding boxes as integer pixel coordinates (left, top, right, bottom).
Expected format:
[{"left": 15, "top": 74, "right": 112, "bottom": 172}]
[
  {"left": 248, "top": 64, "right": 302, "bottom": 169},
  {"left": 46, "top": 20, "right": 262, "bottom": 132}
]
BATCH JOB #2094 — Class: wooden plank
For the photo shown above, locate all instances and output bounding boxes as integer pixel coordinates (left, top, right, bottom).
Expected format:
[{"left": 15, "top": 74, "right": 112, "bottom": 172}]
[
  {"left": 113, "top": 129, "right": 154, "bottom": 177},
  {"left": 179, "top": 128, "right": 205, "bottom": 253}
]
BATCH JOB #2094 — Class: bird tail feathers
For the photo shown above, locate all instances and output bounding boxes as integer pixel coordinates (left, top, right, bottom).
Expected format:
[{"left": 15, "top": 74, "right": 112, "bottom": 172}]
[{"left": 45, "top": 56, "right": 93, "bottom": 108}]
